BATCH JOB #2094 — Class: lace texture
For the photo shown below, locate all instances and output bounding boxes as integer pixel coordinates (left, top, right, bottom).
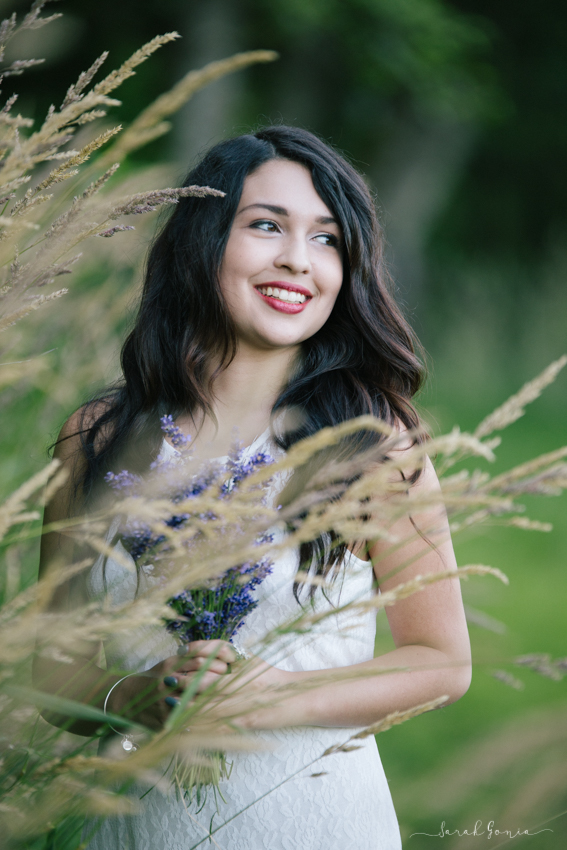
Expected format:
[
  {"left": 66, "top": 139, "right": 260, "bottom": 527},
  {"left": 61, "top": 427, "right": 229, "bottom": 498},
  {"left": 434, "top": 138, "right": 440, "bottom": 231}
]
[{"left": 84, "top": 433, "right": 402, "bottom": 849}]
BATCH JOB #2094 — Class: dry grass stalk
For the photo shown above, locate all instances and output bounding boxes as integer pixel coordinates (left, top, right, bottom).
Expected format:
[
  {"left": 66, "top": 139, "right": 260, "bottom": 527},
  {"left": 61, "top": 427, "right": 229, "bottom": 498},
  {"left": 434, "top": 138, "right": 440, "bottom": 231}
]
[
  {"left": 514, "top": 653, "right": 565, "bottom": 681},
  {"left": 352, "top": 695, "right": 450, "bottom": 738},
  {"left": 0, "top": 458, "right": 60, "bottom": 541},
  {"left": 281, "top": 565, "right": 508, "bottom": 638},
  {"left": 474, "top": 354, "right": 567, "bottom": 439},
  {"left": 99, "top": 50, "right": 279, "bottom": 166},
  {"left": 91, "top": 33, "right": 180, "bottom": 97},
  {"left": 0, "top": 286, "right": 67, "bottom": 330},
  {"left": 492, "top": 670, "right": 525, "bottom": 690},
  {"left": 464, "top": 604, "right": 506, "bottom": 634},
  {"left": 485, "top": 446, "right": 567, "bottom": 492},
  {"left": 0, "top": 354, "right": 50, "bottom": 387},
  {"left": 13, "top": 126, "right": 123, "bottom": 210},
  {"left": 0, "top": 2, "right": 61, "bottom": 67},
  {"left": 321, "top": 697, "right": 449, "bottom": 757},
  {"left": 0, "top": 8, "right": 274, "bottom": 340}
]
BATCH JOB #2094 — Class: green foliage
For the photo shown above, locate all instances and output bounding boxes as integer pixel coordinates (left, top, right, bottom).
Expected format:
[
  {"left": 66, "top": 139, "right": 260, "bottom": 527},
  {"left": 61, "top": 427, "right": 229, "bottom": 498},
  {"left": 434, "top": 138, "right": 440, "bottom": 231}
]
[{"left": 251, "top": 0, "right": 499, "bottom": 118}]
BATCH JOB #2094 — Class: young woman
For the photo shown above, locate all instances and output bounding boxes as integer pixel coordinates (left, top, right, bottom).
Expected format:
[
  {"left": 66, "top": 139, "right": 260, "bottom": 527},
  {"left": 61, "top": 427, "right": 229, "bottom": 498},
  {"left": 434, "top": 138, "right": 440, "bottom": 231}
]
[{"left": 37, "top": 126, "right": 472, "bottom": 849}]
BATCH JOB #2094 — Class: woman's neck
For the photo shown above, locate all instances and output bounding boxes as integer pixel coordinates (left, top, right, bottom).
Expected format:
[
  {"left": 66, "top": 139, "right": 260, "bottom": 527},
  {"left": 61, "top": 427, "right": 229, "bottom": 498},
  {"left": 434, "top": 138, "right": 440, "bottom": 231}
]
[{"left": 175, "top": 342, "right": 298, "bottom": 458}]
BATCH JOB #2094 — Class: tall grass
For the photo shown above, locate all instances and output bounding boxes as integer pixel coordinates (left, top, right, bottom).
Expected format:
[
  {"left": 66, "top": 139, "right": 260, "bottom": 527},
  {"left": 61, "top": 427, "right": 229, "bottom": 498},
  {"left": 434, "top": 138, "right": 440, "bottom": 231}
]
[{"left": 0, "top": 4, "right": 566, "bottom": 848}]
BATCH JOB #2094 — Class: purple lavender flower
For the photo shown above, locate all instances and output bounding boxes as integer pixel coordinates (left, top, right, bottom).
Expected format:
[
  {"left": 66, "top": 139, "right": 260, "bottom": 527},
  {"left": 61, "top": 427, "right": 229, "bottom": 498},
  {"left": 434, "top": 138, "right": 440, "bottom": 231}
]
[
  {"left": 106, "top": 415, "right": 274, "bottom": 645},
  {"left": 159, "top": 415, "right": 192, "bottom": 450},
  {"left": 165, "top": 551, "right": 273, "bottom": 643},
  {"left": 104, "top": 469, "right": 142, "bottom": 493}
]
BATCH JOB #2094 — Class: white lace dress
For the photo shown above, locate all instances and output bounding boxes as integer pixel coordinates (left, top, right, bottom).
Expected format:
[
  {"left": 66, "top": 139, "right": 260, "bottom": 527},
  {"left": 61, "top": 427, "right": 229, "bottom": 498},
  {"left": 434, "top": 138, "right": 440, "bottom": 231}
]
[{"left": 84, "top": 433, "right": 402, "bottom": 850}]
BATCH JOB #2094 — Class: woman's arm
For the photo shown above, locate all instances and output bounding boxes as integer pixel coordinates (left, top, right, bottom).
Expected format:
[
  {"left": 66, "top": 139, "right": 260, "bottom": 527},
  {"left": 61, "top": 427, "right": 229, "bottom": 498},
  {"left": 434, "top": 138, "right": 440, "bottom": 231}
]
[
  {"left": 33, "top": 411, "right": 217, "bottom": 736},
  {"left": 176, "top": 453, "right": 472, "bottom": 730},
  {"left": 277, "top": 454, "right": 472, "bottom": 728},
  {"left": 33, "top": 410, "right": 127, "bottom": 735}
]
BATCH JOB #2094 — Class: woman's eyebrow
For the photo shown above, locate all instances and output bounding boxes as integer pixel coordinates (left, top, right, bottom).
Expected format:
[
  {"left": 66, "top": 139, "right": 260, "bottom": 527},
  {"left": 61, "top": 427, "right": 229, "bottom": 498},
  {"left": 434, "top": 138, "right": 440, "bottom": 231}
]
[
  {"left": 238, "top": 202, "right": 288, "bottom": 216},
  {"left": 237, "top": 202, "right": 338, "bottom": 225}
]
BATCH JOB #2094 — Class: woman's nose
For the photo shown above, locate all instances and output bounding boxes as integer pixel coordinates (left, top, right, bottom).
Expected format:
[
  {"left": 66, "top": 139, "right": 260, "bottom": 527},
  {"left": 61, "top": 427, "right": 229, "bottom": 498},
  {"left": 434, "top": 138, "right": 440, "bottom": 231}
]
[{"left": 274, "top": 235, "right": 311, "bottom": 275}]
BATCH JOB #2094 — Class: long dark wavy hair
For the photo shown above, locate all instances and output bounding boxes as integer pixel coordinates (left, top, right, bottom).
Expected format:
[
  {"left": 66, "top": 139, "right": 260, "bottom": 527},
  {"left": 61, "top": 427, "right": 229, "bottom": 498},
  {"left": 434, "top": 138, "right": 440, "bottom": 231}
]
[{"left": 73, "top": 125, "right": 426, "bottom": 595}]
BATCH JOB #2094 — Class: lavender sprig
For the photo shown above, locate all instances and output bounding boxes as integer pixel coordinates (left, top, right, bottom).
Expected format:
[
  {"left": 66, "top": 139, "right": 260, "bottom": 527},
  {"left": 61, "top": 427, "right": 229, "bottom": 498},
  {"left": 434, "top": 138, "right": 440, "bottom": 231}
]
[
  {"left": 159, "top": 414, "right": 192, "bottom": 449},
  {"left": 166, "top": 553, "right": 273, "bottom": 643},
  {"left": 105, "top": 415, "right": 274, "bottom": 645}
]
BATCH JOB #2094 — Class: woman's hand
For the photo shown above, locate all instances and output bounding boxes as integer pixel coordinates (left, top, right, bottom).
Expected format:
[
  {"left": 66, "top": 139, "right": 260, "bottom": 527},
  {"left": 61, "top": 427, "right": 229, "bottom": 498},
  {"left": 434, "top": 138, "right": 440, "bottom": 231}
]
[
  {"left": 172, "top": 643, "right": 298, "bottom": 730},
  {"left": 160, "top": 640, "right": 242, "bottom": 706},
  {"left": 106, "top": 640, "right": 239, "bottom": 731}
]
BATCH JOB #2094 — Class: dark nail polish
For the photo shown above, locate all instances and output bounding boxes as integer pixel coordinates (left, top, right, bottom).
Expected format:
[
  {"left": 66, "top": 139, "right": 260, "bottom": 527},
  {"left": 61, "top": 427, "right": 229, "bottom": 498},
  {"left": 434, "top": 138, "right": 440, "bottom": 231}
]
[
  {"left": 165, "top": 696, "right": 180, "bottom": 708},
  {"left": 163, "top": 676, "right": 178, "bottom": 687}
]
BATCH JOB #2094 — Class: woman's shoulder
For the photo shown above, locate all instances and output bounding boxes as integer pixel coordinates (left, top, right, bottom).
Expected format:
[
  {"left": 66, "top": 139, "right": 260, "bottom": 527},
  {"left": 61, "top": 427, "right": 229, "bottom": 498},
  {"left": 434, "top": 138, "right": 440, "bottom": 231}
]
[
  {"left": 381, "top": 418, "right": 438, "bottom": 490},
  {"left": 40, "top": 402, "right": 113, "bottom": 598},
  {"left": 55, "top": 399, "right": 113, "bottom": 462}
]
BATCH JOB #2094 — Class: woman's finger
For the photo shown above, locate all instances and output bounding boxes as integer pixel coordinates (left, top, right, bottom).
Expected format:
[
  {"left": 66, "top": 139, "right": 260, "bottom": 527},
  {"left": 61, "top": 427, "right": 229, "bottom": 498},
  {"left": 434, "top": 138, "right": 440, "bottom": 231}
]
[
  {"left": 165, "top": 671, "right": 224, "bottom": 700},
  {"left": 190, "top": 670, "right": 227, "bottom": 693},
  {"left": 165, "top": 657, "right": 229, "bottom": 678},
  {"left": 179, "top": 640, "right": 237, "bottom": 664},
  {"left": 176, "top": 657, "right": 230, "bottom": 675}
]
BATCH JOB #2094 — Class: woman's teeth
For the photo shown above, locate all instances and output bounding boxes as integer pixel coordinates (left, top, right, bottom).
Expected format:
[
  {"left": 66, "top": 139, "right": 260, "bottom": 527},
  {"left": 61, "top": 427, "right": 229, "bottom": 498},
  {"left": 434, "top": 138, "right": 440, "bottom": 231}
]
[{"left": 257, "top": 286, "right": 307, "bottom": 304}]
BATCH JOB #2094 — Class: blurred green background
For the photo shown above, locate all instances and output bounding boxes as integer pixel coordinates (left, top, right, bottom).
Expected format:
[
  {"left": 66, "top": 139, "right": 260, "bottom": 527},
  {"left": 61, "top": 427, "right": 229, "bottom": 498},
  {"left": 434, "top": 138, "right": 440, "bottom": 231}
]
[{"left": 2, "top": 0, "right": 566, "bottom": 846}]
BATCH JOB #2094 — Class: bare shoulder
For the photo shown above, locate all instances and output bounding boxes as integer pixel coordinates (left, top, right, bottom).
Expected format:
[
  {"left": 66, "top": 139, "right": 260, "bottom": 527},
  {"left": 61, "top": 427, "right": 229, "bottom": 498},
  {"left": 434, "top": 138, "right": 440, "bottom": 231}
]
[
  {"left": 382, "top": 419, "right": 438, "bottom": 491},
  {"left": 368, "top": 425, "right": 454, "bottom": 588},
  {"left": 46, "top": 400, "right": 111, "bottom": 523},
  {"left": 39, "top": 400, "right": 113, "bottom": 595},
  {"left": 53, "top": 400, "right": 111, "bottom": 463},
  {"left": 387, "top": 419, "right": 414, "bottom": 451}
]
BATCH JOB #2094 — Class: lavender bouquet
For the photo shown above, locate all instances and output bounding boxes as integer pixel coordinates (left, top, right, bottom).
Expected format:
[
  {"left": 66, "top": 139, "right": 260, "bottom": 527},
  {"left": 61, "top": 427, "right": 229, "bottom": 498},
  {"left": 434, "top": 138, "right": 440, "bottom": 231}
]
[{"left": 105, "top": 415, "right": 274, "bottom": 794}]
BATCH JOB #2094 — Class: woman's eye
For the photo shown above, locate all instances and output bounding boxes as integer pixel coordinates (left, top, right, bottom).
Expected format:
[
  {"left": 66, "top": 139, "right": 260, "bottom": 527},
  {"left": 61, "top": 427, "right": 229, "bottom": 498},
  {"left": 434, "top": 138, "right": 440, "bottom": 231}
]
[
  {"left": 250, "top": 220, "right": 279, "bottom": 233},
  {"left": 314, "top": 233, "right": 339, "bottom": 247}
]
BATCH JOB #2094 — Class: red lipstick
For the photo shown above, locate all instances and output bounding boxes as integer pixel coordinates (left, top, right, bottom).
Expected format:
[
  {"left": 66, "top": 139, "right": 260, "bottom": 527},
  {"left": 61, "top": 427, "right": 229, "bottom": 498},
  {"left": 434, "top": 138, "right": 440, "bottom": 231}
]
[
  {"left": 260, "top": 281, "right": 313, "bottom": 297},
  {"left": 254, "top": 281, "right": 313, "bottom": 314}
]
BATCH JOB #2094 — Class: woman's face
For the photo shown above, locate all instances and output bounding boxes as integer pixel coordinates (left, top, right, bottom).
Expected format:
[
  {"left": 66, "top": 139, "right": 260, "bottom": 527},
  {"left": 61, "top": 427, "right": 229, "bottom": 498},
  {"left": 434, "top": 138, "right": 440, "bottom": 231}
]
[{"left": 219, "top": 159, "right": 344, "bottom": 352}]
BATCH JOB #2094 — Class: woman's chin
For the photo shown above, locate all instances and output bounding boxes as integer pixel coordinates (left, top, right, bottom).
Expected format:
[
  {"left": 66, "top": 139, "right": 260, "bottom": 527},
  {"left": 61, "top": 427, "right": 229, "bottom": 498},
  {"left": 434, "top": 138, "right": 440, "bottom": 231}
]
[
  {"left": 233, "top": 315, "right": 333, "bottom": 352},
  {"left": 233, "top": 323, "right": 312, "bottom": 352},
  {"left": 239, "top": 336, "right": 304, "bottom": 353}
]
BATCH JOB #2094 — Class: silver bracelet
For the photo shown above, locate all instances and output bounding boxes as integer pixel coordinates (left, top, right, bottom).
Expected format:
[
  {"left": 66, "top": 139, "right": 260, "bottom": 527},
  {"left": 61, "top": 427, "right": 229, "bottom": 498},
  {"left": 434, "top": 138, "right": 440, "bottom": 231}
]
[{"left": 104, "top": 674, "right": 139, "bottom": 752}]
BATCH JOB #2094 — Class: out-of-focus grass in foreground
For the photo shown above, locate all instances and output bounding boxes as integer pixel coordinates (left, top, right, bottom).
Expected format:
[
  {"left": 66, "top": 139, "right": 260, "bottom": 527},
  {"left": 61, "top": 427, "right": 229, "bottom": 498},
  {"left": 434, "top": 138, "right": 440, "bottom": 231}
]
[{"left": 1, "top": 4, "right": 566, "bottom": 848}]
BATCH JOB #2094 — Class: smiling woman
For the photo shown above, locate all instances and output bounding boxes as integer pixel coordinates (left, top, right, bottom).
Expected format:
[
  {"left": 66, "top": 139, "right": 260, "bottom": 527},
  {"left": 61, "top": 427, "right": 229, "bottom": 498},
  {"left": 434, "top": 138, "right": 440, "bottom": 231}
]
[
  {"left": 220, "top": 159, "right": 343, "bottom": 345},
  {"left": 37, "top": 126, "right": 471, "bottom": 850}
]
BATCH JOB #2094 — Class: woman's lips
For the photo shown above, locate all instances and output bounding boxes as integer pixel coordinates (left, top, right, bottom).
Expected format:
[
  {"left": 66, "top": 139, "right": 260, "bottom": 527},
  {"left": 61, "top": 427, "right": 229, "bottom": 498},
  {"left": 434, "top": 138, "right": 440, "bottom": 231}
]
[
  {"left": 254, "top": 284, "right": 312, "bottom": 314},
  {"left": 255, "top": 290, "right": 308, "bottom": 313}
]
